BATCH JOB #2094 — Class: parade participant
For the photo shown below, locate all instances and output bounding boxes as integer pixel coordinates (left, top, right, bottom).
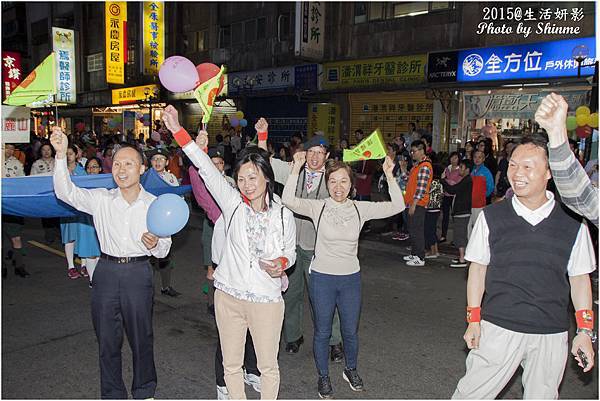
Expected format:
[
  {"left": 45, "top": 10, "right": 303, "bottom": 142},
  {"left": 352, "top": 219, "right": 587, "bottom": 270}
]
[
  {"left": 282, "top": 152, "right": 404, "bottom": 398},
  {"left": 441, "top": 159, "right": 473, "bottom": 268},
  {"left": 472, "top": 148, "right": 494, "bottom": 206},
  {"left": 257, "top": 119, "right": 344, "bottom": 360},
  {"left": 146, "top": 147, "right": 180, "bottom": 297},
  {"left": 440, "top": 151, "right": 461, "bottom": 243},
  {"left": 101, "top": 147, "right": 113, "bottom": 174},
  {"left": 162, "top": 105, "right": 296, "bottom": 400},
  {"left": 402, "top": 140, "right": 433, "bottom": 267},
  {"left": 51, "top": 127, "right": 171, "bottom": 399},
  {"left": 495, "top": 141, "right": 515, "bottom": 198},
  {"left": 2, "top": 143, "right": 30, "bottom": 278},
  {"left": 188, "top": 156, "right": 261, "bottom": 400},
  {"left": 452, "top": 132, "right": 596, "bottom": 399},
  {"left": 535, "top": 92, "right": 599, "bottom": 227},
  {"left": 78, "top": 157, "right": 103, "bottom": 286},
  {"left": 31, "top": 143, "right": 60, "bottom": 245},
  {"left": 424, "top": 164, "right": 443, "bottom": 259},
  {"left": 61, "top": 144, "right": 89, "bottom": 279}
]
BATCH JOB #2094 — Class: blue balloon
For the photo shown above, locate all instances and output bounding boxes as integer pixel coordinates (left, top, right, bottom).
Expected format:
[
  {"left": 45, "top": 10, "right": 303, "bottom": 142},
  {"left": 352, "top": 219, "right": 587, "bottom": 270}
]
[
  {"left": 239, "top": 118, "right": 248, "bottom": 127},
  {"left": 146, "top": 193, "right": 190, "bottom": 237}
]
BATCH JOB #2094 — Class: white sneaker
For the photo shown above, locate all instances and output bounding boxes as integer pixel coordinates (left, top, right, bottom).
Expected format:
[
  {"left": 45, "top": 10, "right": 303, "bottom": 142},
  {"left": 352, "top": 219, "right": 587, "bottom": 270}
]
[
  {"left": 403, "top": 255, "right": 417, "bottom": 261},
  {"left": 424, "top": 254, "right": 439, "bottom": 259},
  {"left": 244, "top": 370, "right": 261, "bottom": 393},
  {"left": 406, "top": 257, "right": 425, "bottom": 266},
  {"left": 217, "top": 385, "right": 230, "bottom": 400}
]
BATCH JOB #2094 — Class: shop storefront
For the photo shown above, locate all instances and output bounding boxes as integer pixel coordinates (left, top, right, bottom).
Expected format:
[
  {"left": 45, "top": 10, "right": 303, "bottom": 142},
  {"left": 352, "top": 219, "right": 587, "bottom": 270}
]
[
  {"left": 437, "top": 36, "right": 596, "bottom": 150},
  {"left": 94, "top": 84, "right": 166, "bottom": 139},
  {"left": 227, "top": 64, "right": 319, "bottom": 146},
  {"left": 321, "top": 54, "right": 432, "bottom": 146}
]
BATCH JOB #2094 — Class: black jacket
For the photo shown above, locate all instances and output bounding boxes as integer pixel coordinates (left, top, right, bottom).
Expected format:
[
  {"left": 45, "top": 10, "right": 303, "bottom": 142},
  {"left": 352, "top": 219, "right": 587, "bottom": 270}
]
[{"left": 441, "top": 175, "right": 472, "bottom": 216}]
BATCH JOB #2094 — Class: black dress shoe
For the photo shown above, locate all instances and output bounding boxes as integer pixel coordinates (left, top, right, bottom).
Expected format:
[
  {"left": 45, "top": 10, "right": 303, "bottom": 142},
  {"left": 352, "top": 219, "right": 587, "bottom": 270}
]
[
  {"left": 330, "top": 343, "right": 343, "bottom": 363},
  {"left": 14, "top": 266, "right": 30, "bottom": 278},
  {"left": 285, "top": 336, "right": 304, "bottom": 353}
]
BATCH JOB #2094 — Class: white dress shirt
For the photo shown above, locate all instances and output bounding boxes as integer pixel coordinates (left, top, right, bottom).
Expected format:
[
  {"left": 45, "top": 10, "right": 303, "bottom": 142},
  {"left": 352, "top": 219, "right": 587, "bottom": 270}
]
[
  {"left": 53, "top": 157, "right": 171, "bottom": 258},
  {"left": 465, "top": 191, "right": 596, "bottom": 276}
]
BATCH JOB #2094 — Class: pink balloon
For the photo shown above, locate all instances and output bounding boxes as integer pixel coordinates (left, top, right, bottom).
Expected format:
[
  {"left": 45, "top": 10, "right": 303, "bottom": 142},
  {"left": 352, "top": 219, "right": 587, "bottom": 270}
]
[{"left": 159, "top": 56, "right": 199, "bottom": 93}]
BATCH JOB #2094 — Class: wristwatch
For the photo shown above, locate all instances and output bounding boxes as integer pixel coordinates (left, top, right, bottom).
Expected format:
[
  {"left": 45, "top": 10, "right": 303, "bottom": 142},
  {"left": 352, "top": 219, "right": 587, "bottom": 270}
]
[{"left": 576, "top": 328, "right": 597, "bottom": 343}]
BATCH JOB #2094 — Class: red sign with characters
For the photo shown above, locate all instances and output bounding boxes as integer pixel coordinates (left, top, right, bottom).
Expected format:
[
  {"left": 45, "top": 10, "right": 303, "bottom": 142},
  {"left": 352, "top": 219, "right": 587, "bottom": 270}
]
[{"left": 2, "top": 51, "right": 22, "bottom": 101}]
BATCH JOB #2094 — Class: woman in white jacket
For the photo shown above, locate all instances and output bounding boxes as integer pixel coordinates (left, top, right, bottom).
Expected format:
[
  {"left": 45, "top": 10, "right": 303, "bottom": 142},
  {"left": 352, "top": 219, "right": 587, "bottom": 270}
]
[{"left": 162, "top": 106, "right": 296, "bottom": 400}]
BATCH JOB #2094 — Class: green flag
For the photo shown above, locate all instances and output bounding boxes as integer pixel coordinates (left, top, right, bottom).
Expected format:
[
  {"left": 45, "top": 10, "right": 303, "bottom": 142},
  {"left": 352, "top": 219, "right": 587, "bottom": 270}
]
[
  {"left": 193, "top": 65, "right": 226, "bottom": 124},
  {"left": 343, "top": 128, "right": 387, "bottom": 162},
  {"left": 4, "top": 53, "right": 56, "bottom": 106}
]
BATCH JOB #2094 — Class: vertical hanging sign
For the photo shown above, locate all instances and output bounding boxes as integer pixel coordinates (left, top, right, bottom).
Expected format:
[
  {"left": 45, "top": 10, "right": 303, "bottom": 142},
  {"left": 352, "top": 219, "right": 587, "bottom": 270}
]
[
  {"left": 294, "top": 1, "right": 325, "bottom": 60},
  {"left": 143, "top": 1, "right": 164, "bottom": 76},
  {"left": 2, "top": 51, "right": 22, "bottom": 101},
  {"left": 105, "top": 1, "right": 127, "bottom": 84},
  {"left": 52, "top": 28, "right": 77, "bottom": 104}
]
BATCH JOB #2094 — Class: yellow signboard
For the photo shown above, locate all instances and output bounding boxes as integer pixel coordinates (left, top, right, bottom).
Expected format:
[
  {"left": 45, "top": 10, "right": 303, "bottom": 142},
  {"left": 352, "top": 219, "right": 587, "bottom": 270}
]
[
  {"left": 349, "top": 92, "right": 432, "bottom": 144},
  {"left": 307, "top": 103, "right": 340, "bottom": 147},
  {"left": 143, "top": 1, "right": 164, "bottom": 76},
  {"left": 105, "top": 1, "right": 127, "bottom": 84},
  {"left": 112, "top": 84, "right": 159, "bottom": 104},
  {"left": 323, "top": 55, "right": 427, "bottom": 90}
]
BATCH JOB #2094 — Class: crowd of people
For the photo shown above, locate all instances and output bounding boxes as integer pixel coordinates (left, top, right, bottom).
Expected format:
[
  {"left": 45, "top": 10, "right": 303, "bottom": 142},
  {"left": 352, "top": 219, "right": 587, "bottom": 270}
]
[{"left": 1, "top": 92, "right": 597, "bottom": 399}]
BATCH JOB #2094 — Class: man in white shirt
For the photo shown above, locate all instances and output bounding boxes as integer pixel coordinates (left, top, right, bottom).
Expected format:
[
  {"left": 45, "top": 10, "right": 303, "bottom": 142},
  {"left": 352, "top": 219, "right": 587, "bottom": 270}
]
[
  {"left": 50, "top": 127, "right": 171, "bottom": 399},
  {"left": 452, "top": 132, "right": 596, "bottom": 399}
]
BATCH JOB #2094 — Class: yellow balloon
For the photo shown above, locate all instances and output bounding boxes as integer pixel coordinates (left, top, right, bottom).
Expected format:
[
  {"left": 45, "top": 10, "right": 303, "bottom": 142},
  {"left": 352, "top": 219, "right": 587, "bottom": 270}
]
[
  {"left": 235, "top": 111, "right": 244, "bottom": 120},
  {"left": 576, "top": 113, "right": 590, "bottom": 127},
  {"left": 576, "top": 106, "right": 591, "bottom": 116},
  {"left": 589, "top": 112, "right": 599, "bottom": 128}
]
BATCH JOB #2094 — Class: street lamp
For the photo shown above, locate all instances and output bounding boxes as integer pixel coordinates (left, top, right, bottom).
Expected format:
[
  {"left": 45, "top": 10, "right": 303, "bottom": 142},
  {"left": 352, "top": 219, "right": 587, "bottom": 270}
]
[{"left": 572, "top": 45, "right": 590, "bottom": 78}]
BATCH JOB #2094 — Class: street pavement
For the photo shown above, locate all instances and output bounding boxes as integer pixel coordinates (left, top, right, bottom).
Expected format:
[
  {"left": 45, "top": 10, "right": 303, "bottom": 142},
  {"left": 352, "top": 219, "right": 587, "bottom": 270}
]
[{"left": 2, "top": 214, "right": 598, "bottom": 399}]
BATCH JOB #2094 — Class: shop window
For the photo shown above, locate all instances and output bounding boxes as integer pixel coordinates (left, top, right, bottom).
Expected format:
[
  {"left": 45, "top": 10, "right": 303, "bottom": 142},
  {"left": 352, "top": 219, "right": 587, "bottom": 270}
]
[
  {"left": 31, "top": 18, "right": 48, "bottom": 45},
  {"left": 392, "top": 2, "right": 428, "bottom": 18},
  {"left": 354, "top": 2, "right": 367, "bottom": 23},
  {"left": 278, "top": 13, "right": 290, "bottom": 41},
  {"left": 369, "top": 2, "right": 386, "bottom": 20},
  {"left": 87, "top": 53, "right": 103, "bottom": 72},
  {"left": 218, "top": 25, "right": 231, "bottom": 48},
  {"left": 430, "top": 2, "right": 451, "bottom": 11},
  {"left": 257, "top": 17, "right": 267, "bottom": 39},
  {"left": 244, "top": 19, "right": 257, "bottom": 43},
  {"left": 196, "top": 30, "right": 207, "bottom": 52},
  {"left": 231, "top": 22, "right": 243, "bottom": 45}
]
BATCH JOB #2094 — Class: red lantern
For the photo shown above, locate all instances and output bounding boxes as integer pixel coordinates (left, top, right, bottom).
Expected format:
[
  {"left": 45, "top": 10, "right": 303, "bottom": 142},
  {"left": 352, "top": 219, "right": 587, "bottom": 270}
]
[{"left": 576, "top": 125, "right": 592, "bottom": 139}]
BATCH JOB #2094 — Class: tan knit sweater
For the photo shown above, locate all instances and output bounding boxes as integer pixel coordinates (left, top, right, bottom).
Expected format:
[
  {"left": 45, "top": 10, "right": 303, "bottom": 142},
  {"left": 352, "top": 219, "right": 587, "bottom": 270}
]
[{"left": 282, "top": 172, "right": 405, "bottom": 275}]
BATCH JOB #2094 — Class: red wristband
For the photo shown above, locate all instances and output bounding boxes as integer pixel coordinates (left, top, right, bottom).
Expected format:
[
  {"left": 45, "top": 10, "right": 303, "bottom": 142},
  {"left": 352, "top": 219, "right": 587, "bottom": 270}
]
[
  {"left": 466, "top": 306, "right": 481, "bottom": 323},
  {"left": 576, "top": 309, "right": 594, "bottom": 330},
  {"left": 258, "top": 131, "right": 268, "bottom": 141},
  {"left": 173, "top": 127, "right": 192, "bottom": 147},
  {"left": 278, "top": 257, "right": 289, "bottom": 270}
]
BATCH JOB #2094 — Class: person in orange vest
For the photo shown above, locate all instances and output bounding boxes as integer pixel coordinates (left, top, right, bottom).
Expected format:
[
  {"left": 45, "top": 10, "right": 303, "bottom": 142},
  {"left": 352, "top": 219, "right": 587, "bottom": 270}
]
[{"left": 402, "top": 140, "right": 433, "bottom": 266}]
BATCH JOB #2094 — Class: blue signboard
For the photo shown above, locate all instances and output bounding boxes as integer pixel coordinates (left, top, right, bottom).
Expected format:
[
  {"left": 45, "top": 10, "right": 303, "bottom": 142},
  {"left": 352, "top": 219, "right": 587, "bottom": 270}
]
[{"left": 458, "top": 37, "right": 596, "bottom": 82}]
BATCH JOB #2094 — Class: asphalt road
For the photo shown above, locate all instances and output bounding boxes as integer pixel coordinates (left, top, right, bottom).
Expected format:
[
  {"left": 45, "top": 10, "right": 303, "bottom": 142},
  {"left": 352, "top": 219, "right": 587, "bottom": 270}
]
[{"left": 2, "top": 214, "right": 598, "bottom": 399}]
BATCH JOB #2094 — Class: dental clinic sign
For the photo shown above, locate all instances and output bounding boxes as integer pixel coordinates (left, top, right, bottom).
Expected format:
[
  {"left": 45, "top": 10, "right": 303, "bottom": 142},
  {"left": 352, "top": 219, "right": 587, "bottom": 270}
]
[{"left": 458, "top": 37, "right": 596, "bottom": 82}]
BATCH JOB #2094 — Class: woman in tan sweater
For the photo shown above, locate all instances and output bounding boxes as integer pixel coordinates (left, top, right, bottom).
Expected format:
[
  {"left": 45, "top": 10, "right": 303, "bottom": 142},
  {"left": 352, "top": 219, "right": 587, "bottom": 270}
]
[{"left": 282, "top": 151, "right": 405, "bottom": 399}]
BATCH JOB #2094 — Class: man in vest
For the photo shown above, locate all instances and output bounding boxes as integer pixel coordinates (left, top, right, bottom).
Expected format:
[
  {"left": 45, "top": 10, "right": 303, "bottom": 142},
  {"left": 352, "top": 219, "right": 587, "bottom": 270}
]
[
  {"left": 453, "top": 132, "right": 596, "bottom": 399},
  {"left": 257, "top": 119, "right": 344, "bottom": 361},
  {"left": 402, "top": 140, "right": 433, "bottom": 267}
]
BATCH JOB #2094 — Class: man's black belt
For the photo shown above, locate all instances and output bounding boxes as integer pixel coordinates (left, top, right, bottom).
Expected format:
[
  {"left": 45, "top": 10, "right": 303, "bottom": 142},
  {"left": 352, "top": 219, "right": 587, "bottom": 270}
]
[{"left": 101, "top": 253, "right": 150, "bottom": 264}]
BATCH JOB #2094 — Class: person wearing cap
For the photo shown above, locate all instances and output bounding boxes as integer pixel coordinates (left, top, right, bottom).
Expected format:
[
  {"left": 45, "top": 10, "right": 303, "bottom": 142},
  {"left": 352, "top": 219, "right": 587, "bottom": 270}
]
[
  {"left": 257, "top": 119, "right": 344, "bottom": 361},
  {"left": 145, "top": 147, "right": 181, "bottom": 297},
  {"left": 50, "top": 127, "right": 171, "bottom": 399}
]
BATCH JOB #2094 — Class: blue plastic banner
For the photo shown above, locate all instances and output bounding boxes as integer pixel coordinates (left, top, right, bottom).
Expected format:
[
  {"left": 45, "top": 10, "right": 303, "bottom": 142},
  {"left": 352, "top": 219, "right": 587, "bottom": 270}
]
[
  {"left": 458, "top": 37, "right": 596, "bottom": 82},
  {"left": 2, "top": 169, "right": 191, "bottom": 218}
]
